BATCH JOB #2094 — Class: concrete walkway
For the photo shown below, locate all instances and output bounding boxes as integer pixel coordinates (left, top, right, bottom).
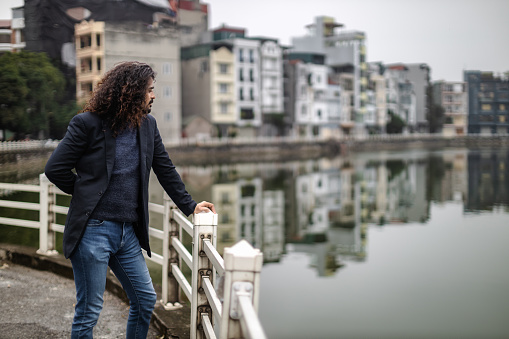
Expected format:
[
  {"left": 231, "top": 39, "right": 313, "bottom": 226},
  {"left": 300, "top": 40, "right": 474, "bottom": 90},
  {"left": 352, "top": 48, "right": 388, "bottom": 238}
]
[{"left": 0, "top": 258, "right": 162, "bottom": 338}]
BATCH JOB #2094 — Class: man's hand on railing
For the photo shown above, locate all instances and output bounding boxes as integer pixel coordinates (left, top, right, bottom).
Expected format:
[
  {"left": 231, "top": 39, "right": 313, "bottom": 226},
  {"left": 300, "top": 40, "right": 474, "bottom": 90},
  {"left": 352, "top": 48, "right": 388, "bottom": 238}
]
[{"left": 194, "top": 201, "right": 216, "bottom": 214}]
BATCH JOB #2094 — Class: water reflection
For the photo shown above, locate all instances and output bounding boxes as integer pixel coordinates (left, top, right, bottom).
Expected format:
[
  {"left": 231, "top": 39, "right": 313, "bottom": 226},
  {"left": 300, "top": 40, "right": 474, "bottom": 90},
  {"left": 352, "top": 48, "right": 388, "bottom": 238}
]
[
  {"left": 2, "top": 148, "right": 509, "bottom": 277},
  {"left": 148, "top": 148, "right": 508, "bottom": 278}
]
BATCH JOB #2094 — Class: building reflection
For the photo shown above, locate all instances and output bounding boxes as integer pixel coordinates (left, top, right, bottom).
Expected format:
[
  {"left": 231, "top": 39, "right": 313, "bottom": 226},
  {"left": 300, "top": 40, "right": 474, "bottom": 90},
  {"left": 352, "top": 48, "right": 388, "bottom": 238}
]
[
  {"left": 147, "top": 148, "right": 508, "bottom": 277},
  {"left": 466, "top": 150, "right": 509, "bottom": 212}
]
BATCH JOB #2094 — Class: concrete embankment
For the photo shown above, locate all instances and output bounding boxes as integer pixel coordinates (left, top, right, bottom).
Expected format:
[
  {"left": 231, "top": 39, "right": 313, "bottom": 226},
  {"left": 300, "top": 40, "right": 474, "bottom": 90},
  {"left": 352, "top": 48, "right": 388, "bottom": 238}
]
[
  {"left": 166, "top": 135, "right": 509, "bottom": 165},
  {"left": 0, "top": 244, "right": 184, "bottom": 339},
  {"left": 3, "top": 135, "right": 509, "bottom": 166}
]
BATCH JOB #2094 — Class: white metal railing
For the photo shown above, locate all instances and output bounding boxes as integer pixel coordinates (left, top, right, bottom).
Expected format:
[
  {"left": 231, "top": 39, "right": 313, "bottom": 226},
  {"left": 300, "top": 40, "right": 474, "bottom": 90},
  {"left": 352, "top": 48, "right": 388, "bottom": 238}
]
[
  {"left": 0, "top": 173, "right": 267, "bottom": 339},
  {"left": 0, "top": 140, "right": 59, "bottom": 151}
]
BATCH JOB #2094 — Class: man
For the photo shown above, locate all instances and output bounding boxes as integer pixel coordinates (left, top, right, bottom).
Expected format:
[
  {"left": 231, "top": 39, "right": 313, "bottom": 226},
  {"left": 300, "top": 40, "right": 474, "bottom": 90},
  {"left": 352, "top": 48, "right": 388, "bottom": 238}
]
[{"left": 45, "top": 61, "right": 215, "bottom": 338}]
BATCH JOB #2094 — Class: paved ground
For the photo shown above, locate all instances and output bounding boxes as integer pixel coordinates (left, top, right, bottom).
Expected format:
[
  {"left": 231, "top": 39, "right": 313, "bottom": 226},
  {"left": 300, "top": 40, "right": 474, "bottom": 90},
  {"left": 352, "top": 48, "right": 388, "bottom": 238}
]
[{"left": 0, "top": 261, "right": 162, "bottom": 339}]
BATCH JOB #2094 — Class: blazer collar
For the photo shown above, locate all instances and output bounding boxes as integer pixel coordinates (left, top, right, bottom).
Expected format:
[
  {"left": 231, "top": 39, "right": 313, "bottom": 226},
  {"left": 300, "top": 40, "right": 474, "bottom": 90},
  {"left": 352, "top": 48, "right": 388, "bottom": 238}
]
[
  {"left": 102, "top": 119, "right": 116, "bottom": 179},
  {"left": 138, "top": 117, "right": 149, "bottom": 178}
]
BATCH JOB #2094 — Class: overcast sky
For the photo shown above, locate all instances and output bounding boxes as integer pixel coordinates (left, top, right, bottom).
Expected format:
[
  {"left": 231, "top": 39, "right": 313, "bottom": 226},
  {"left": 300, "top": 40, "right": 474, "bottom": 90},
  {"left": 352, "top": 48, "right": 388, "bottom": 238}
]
[{"left": 2, "top": 0, "right": 507, "bottom": 82}]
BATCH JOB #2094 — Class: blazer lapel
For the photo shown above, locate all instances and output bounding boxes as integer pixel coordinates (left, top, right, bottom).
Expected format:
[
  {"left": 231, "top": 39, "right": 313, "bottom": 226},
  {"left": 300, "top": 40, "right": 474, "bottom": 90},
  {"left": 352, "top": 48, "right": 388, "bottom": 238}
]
[
  {"left": 138, "top": 119, "right": 148, "bottom": 179},
  {"left": 102, "top": 120, "right": 116, "bottom": 180}
]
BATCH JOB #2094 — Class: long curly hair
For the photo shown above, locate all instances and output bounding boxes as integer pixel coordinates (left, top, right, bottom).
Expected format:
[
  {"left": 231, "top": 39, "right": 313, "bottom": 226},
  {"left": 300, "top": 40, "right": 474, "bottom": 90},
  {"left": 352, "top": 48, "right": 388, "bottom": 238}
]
[{"left": 82, "top": 61, "right": 156, "bottom": 136}]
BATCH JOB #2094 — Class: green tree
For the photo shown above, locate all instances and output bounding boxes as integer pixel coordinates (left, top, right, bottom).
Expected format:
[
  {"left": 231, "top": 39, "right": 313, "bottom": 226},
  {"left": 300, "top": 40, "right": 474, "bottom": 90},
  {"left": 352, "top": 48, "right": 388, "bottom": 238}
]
[
  {"left": 427, "top": 103, "right": 445, "bottom": 133},
  {"left": 386, "top": 110, "right": 406, "bottom": 134},
  {"left": 426, "top": 85, "right": 444, "bottom": 133},
  {"left": 0, "top": 51, "right": 67, "bottom": 140}
]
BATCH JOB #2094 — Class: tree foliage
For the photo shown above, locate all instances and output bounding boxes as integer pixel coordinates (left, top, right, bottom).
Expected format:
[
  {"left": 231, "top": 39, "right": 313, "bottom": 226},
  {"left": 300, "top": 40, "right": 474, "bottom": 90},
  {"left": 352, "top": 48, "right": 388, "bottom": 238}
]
[
  {"left": 0, "top": 51, "right": 76, "bottom": 140},
  {"left": 386, "top": 110, "right": 406, "bottom": 134},
  {"left": 426, "top": 85, "right": 445, "bottom": 133},
  {"left": 427, "top": 103, "right": 445, "bottom": 133}
]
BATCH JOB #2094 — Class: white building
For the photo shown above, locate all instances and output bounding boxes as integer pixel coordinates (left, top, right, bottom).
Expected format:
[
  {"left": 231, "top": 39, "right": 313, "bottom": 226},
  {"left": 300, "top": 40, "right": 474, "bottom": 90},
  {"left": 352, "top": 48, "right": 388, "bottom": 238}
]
[
  {"left": 385, "top": 64, "right": 417, "bottom": 132},
  {"left": 291, "top": 16, "right": 367, "bottom": 135}
]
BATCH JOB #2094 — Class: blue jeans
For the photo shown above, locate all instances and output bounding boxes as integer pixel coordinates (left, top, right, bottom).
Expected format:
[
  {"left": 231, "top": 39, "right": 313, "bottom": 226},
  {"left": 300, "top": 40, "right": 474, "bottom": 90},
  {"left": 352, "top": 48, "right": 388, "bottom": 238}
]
[{"left": 70, "top": 219, "right": 157, "bottom": 338}]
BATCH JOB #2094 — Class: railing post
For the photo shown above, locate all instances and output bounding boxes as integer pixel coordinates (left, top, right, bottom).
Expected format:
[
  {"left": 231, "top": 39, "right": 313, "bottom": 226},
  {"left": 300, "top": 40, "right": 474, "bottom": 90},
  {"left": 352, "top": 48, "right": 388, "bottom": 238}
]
[
  {"left": 164, "top": 194, "right": 182, "bottom": 309},
  {"left": 220, "top": 240, "right": 264, "bottom": 339},
  {"left": 37, "top": 173, "right": 57, "bottom": 255},
  {"left": 191, "top": 211, "right": 218, "bottom": 339},
  {"left": 161, "top": 192, "right": 170, "bottom": 306}
]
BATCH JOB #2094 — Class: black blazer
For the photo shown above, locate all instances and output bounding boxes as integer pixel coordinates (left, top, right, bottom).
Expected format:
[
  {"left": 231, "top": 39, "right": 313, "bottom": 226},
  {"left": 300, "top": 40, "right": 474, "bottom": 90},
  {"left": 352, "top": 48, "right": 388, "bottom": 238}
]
[{"left": 45, "top": 111, "right": 197, "bottom": 258}]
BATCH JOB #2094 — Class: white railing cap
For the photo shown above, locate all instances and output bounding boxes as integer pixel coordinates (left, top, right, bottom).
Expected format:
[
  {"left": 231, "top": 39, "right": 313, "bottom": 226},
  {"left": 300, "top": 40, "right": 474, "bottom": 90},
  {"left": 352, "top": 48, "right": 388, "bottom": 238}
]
[
  {"left": 224, "top": 240, "right": 263, "bottom": 272},
  {"left": 193, "top": 211, "right": 218, "bottom": 226}
]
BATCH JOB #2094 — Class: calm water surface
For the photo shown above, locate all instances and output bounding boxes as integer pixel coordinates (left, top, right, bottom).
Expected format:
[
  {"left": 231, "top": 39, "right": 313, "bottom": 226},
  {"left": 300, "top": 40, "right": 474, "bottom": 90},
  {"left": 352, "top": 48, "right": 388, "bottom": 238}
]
[{"left": 1, "top": 148, "right": 509, "bottom": 338}]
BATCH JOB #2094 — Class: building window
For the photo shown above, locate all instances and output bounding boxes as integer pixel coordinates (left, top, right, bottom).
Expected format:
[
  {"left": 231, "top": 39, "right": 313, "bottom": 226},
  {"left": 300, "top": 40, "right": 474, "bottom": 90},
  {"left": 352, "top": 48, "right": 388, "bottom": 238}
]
[
  {"left": 96, "top": 57, "right": 102, "bottom": 71},
  {"left": 219, "top": 63, "right": 229, "bottom": 74},
  {"left": 249, "top": 88, "right": 254, "bottom": 100},
  {"left": 80, "top": 57, "right": 92, "bottom": 73},
  {"left": 220, "top": 102, "right": 228, "bottom": 114},
  {"left": 219, "top": 83, "right": 228, "bottom": 93},
  {"left": 249, "top": 49, "right": 254, "bottom": 63},
  {"left": 96, "top": 33, "right": 101, "bottom": 47},
  {"left": 500, "top": 104, "right": 507, "bottom": 111},
  {"left": 80, "top": 34, "right": 91, "bottom": 49},
  {"left": 163, "top": 63, "right": 172, "bottom": 75},
  {"left": 239, "top": 49, "right": 244, "bottom": 62},
  {"left": 317, "top": 109, "right": 322, "bottom": 117},
  {"left": 239, "top": 68, "right": 244, "bottom": 82},
  {"left": 81, "top": 82, "right": 93, "bottom": 94},
  {"left": 301, "top": 105, "right": 307, "bottom": 115},
  {"left": 163, "top": 86, "right": 172, "bottom": 98},
  {"left": 240, "top": 108, "right": 254, "bottom": 120},
  {"left": 249, "top": 69, "right": 254, "bottom": 82},
  {"left": 482, "top": 104, "right": 492, "bottom": 111},
  {"left": 239, "top": 88, "right": 244, "bottom": 101}
]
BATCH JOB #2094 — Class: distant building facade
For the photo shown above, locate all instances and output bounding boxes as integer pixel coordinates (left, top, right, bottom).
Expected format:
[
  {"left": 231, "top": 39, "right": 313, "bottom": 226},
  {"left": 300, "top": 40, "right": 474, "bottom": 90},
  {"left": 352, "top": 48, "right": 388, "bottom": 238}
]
[
  {"left": 385, "top": 64, "right": 417, "bottom": 133},
  {"left": 405, "top": 63, "right": 431, "bottom": 132},
  {"left": 285, "top": 53, "right": 341, "bottom": 137},
  {"left": 0, "top": 7, "right": 25, "bottom": 54},
  {"left": 432, "top": 81, "right": 468, "bottom": 136},
  {"left": 75, "top": 20, "right": 182, "bottom": 141},
  {"left": 464, "top": 71, "right": 509, "bottom": 134},
  {"left": 291, "top": 16, "right": 367, "bottom": 135},
  {"left": 182, "top": 25, "right": 285, "bottom": 138}
]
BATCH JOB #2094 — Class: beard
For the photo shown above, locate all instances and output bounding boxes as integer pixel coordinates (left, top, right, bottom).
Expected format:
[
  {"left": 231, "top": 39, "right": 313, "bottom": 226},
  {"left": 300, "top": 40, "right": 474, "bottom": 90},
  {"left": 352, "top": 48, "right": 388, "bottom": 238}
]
[{"left": 145, "top": 99, "right": 154, "bottom": 114}]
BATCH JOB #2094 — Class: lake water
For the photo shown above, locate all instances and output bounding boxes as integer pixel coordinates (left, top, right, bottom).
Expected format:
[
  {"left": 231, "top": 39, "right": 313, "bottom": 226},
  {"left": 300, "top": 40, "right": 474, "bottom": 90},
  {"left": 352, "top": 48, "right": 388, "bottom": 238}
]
[{"left": 1, "top": 147, "right": 509, "bottom": 338}]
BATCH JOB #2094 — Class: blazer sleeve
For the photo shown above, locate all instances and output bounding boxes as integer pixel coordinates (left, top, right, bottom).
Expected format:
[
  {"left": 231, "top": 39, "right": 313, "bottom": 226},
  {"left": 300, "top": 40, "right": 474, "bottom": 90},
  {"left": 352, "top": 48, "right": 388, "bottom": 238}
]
[
  {"left": 150, "top": 120, "right": 197, "bottom": 216},
  {"left": 45, "top": 114, "right": 88, "bottom": 195}
]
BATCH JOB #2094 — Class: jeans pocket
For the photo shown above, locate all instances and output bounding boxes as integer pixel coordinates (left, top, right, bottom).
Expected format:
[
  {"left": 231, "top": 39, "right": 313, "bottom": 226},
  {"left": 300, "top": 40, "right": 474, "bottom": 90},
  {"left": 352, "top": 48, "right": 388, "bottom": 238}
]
[{"left": 87, "top": 218, "right": 104, "bottom": 226}]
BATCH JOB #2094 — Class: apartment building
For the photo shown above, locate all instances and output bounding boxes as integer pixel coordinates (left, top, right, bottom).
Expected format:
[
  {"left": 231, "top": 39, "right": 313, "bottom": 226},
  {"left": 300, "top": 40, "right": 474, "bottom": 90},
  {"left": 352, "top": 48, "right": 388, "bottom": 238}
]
[
  {"left": 367, "top": 62, "right": 388, "bottom": 134},
  {"left": 75, "top": 20, "right": 182, "bottom": 141},
  {"left": 182, "top": 26, "right": 285, "bottom": 138},
  {"left": 0, "top": 20, "right": 11, "bottom": 53},
  {"left": 258, "top": 38, "right": 285, "bottom": 136},
  {"left": 432, "top": 81, "right": 468, "bottom": 136},
  {"left": 0, "top": 7, "right": 25, "bottom": 54},
  {"left": 385, "top": 64, "right": 417, "bottom": 132},
  {"left": 405, "top": 63, "right": 431, "bottom": 132},
  {"left": 181, "top": 41, "right": 235, "bottom": 138},
  {"left": 464, "top": 71, "right": 509, "bottom": 134},
  {"left": 291, "top": 16, "right": 367, "bottom": 135},
  {"left": 286, "top": 53, "right": 328, "bottom": 137}
]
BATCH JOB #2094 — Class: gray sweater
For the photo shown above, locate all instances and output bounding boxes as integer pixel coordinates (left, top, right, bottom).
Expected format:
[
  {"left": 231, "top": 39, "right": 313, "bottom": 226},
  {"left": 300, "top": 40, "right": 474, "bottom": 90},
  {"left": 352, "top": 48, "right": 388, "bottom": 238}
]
[{"left": 90, "top": 127, "right": 140, "bottom": 222}]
